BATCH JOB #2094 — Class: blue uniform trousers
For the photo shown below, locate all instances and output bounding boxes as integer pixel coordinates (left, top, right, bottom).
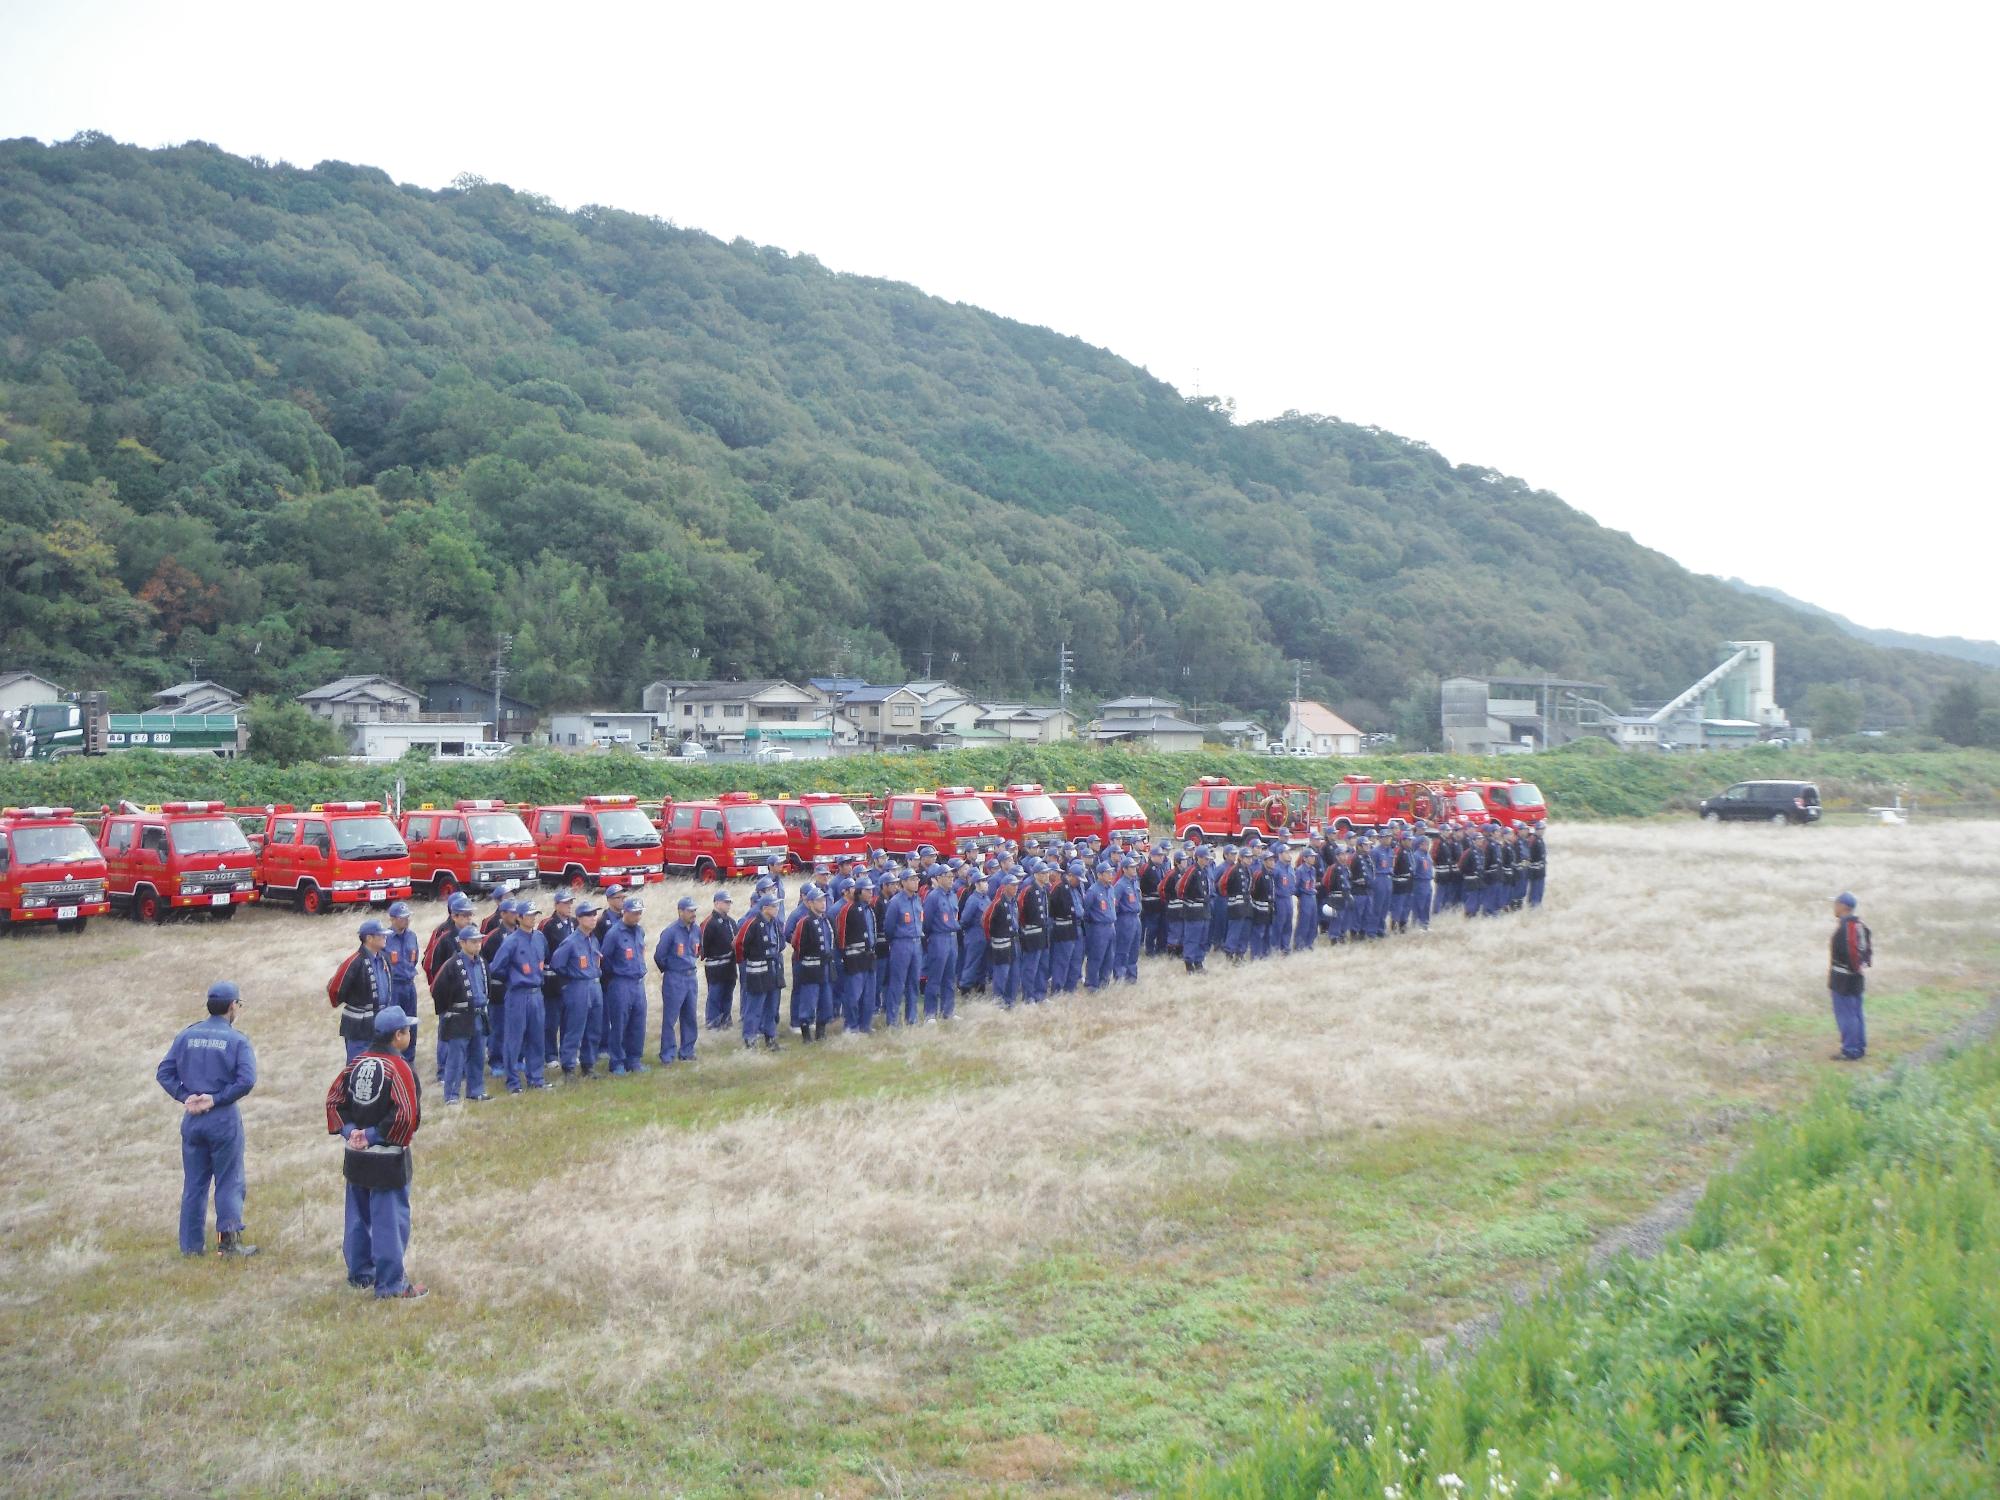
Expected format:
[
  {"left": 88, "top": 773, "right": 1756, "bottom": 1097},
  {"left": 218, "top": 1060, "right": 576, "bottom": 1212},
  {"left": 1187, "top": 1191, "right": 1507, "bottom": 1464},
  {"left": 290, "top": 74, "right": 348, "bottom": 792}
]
[
  {"left": 704, "top": 974, "right": 734, "bottom": 1030},
  {"left": 1165, "top": 911, "right": 1184, "bottom": 952},
  {"left": 486, "top": 997, "right": 506, "bottom": 1073},
  {"left": 989, "top": 957, "right": 1016, "bottom": 1007},
  {"left": 1144, "top": 908, "right": 1167, "bottom": 955},
  {"left": 1182, "top": 910, "right": 1210, "bottom": 966},
  {"left": 923, "top": 936, "right": 958, "bottom": 1018},
  {"left": 958, "top": 933, "right": 988, "bottom": 992},
  {"left": 741, "top": 984, "right": 778, "bottom": 1043},
  {"left": 1463, "top": 883, "right": 1482, "bottom": 919},
  {"left": 790, "top": 969, "right": 835, "bottom": 1029},
  {"left": 558, "top": 981, "right": 599, "bottom": 1073},
  {"left": 1250, "top": 918, "right": 1271, "bottom": 959},
  {"left": 1018, "top": 946, "right": 1049, "bottom": 1003},
  {"left": 1295, "top": 899, "right": 1318, "bottom": 951},
  {"left": 502, "top": 988, "right": 547, "bottom": 1090},
  {"left": 343, "top": 1180, "right": 412, "bottom": 1297},
  {"left": 885, "top": 940, "right": 921, "bottom": 1024},
  {"left": 1224, "top": 917, "right": 1250, "bottom": 957},
  {"left": 1389, "top": 891, "right": 1411, "bottom": 929},
  {"left": 1209, "top": 899, "right": 1228, "bottom": 946},
  {"left": 1051, "top": 936, "right": 1080, "bottom": 993},
  {"left": 1368, "top": 880, "right": 1391, "bottom": 936},
  {"left": 1083, "top": 924, "right": 1117, "bottom": 988},
  {"left": 1115, "top": 916, "right": 1141, "bottom": 981},
  {"left": 1271, "top": 897, "right": 1294, "bottom": 953},
  {"left": 1529, "top": 873, "right": 1545, "bottom": 908},
  {"left": 441, "top": 1028, "right": 486, "bottom": 1102},
  {"left": 602, "top": 977, "right": 646, "bottom": 1072},
  {"left": 660, "top": 973, "right": 698, "bottom": 1060},
  {"left": 543, "top": 987, "right": 561, "bottom": 1063},
  {"left": 1832, "top": 988, "right": 1866, "bottom": 1058},
  {"left": 178, "top": 1109, "right": 245, "bottom": 1254},
  {"left": 1413, "top": 881, "right": 1433, "bottom": 930},
  {"left": 845, "top": 969, "right": 876, "bottom": 1031}
]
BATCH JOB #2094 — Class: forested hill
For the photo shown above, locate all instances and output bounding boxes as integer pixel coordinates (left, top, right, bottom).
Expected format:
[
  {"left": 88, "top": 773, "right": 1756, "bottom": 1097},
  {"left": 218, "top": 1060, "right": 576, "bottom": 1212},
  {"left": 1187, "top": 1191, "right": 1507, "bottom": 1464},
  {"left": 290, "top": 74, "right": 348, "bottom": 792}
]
[{"left": 0, "top": 134, "right": 1977, "bottom": 727}]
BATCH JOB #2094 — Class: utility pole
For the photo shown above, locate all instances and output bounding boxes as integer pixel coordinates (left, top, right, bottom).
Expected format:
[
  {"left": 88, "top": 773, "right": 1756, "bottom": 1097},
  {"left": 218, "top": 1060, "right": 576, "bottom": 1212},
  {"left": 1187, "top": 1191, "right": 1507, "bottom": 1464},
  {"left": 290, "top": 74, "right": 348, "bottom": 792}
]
[
  {"left": 1058, "top": 642, "right": 1074, "bottom": 718},
  {"left": 491, "top": 633, "right": 513, "bottom": 740},
  {"left": 921, "top": 650, "right": 934, "bottom": 680},
  {"left": 1291, "top": 660, "right": 1303, "bottom": 750}
]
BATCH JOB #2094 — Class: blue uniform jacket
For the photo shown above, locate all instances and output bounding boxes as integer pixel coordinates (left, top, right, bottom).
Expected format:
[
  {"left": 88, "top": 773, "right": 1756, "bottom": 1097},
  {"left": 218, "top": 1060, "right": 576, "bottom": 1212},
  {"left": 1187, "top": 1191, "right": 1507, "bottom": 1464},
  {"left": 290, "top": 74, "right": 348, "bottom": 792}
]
[
  {"left": 601, "top": 920, "right": 648, "bottom": 977},
  {"left": 383, "top": 926, "right": 420, "bottom": 1002},
  {"left": 156, "top": 1017, "right": 257, "bottom": 1112},
  {"left": 885, "top": 890, "right": 924, "bottom": 943},
  {"left": 652, "top": 919, "right": 700, "bottom": 977},
  {"left": 550, "top": 930, "right": 602, "bottom": 987},
  {"left": 922, "top": 887, "right": 961, "bottom": 938},
  {"left": 494, "top": 928, "right": 549, "bottom": 995},
  {"left": 1083, "top": 884, "right": 1116, "bottom": 925}
]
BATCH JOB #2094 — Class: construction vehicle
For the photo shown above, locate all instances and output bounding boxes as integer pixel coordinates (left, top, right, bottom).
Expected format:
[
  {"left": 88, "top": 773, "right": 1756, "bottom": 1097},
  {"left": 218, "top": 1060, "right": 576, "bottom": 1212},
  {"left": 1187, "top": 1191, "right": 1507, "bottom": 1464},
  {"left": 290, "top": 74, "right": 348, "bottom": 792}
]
[
  {"left": 5, "top": 693, "right": 240, "bottom": 760},
  {"left": 0, "top": 805, "right": 110, "bottom": 930},
  {"left": 660, "top": 791, "right": 790, "bottom": 880},
  {"left": 242, "top": 801, "right": 412, "bottom": 913},
  {"left": 95, "top": 800, "right": 259, "bottom": 921},
  {"left": 401, "top": 799, "right": 539, "bottom": 897},
  {"left": 1173, "top": 777, "right": 1318, "bottom": 844},
  {"left": 529, "top": 794, "right": 665, "bottom": 888}
]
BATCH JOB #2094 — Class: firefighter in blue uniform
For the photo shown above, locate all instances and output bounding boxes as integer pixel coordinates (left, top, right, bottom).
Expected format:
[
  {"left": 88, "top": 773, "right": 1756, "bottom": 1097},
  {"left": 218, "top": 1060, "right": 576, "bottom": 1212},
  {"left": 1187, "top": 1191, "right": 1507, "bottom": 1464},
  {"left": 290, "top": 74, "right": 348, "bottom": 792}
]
[
  {"left": 701, "top": 890, "right": 737, "bottom": 1030},
  {"left": 1178, "top": 849, "right": 1212, "bottom": 972},
  {"left": 1525, "top": 825, "right": 1547, "bottom": 907},
  {"left": 1081, "top": 862, "right": 1118, "bottom": 989},
  {"left": 1015, "top": 862, "right": 1052, "bottom": 1003},
  {"left": 1388, "top": 833, "right": 1414, "bottom": 933},
  {"left": 1294, "top": 839, "right": 1321, "bottom": 951},
  {"left": 957, "top": 870, "right": 989, "bottom": 997},
  {"left": 325, "top": 1005, "right": 424, "bottom": 1300},
  {"left": 653, "top": 895, "right": 702, "bottom": 1064},
  {"left": 1411, "top": 829, "right": 1436, "bottom": 931},
  {"left": 383, "top": 900, "right": 421, "bottom": 1058},
  {"left": 1140, "top": 844, "right": 1169, "bottom": 956},
  {"left": 429, "top": 926, "right": 490, "bottom": 1103},
  {"left": 1366, "top": 835, "right": 1394, "bottom": 938},
  {"left": 1113, "top": 856, "right": 1143, "bottom": 982},
  {"left": 837, "top": 876, "right": 878, "bottom": 1031},
  {"left": 597, "top": 896, "right": 649, "bottom": 1075},
  {"left": 922, "top": 871, "right": 961, "bottom": 1021},
  {"left": 790, "top": 884, "right": 837, "bottom": 1041},
  {"left": 1046, "top": 861, "right": 1080, "bottom": 995},
  {"left": 156, "top": 980, "right": 259, "bottom": 1257},
  {"left": 1268, "top": 846, "right": 1295, "bottom": 954},
  {"left": 984, "top": 871, "right": 1020, "bottom": 1006},
  {"left": 334, "top": 918, "right": 392, "bottom": 1061},
  {"left": 549, "top": 901, "right": 604, "bottom": 1078},
  {"left": 538, "top": 890, "right": 578, "bottom": 1069},
  {"left": 1216, "top": 848, "right": 1248, "bottom": 962},
  {"left": 495, "top": 898, "right": 551, "bottom": 1091},
  {"left": 882, "top": 868, "right": 924, "bottom": 1025},
  {"left": 738, "top": 891, "right": 783, "bottom": 1050},
  {"left": 479, "top": 898, "right": 519, "bottom": 1076},
  {"left": 1459, "top": 835, "right": 1485, "bottom": 919}
]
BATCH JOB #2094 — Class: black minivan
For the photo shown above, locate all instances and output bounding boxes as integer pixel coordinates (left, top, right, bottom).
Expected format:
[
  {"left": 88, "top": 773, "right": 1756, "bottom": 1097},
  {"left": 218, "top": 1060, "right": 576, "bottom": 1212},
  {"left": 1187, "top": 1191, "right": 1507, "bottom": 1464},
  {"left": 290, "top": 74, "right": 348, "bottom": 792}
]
[{"left": 1698, "top": 780, "right": 1822, "bottom": 824}]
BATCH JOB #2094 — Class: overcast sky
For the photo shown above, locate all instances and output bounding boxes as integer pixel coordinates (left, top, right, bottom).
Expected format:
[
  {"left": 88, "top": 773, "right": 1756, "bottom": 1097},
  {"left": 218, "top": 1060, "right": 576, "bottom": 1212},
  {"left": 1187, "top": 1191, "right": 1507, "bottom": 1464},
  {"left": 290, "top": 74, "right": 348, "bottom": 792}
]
[{"left": 7, "top": 1, "right": 1995, "bottom": 641}]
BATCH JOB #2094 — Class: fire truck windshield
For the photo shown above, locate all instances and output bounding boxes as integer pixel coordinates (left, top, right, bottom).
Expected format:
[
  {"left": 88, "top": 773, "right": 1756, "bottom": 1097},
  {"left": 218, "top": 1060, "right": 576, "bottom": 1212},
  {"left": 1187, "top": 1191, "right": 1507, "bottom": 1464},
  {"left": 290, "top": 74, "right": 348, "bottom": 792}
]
[
  {"left": 942, "top": 797, "right": 995, "bottom": 826},
  {"left": 169, "top": 818, "right": 254, "bottom": 856},
  {"left": 466, "top": 812, "right": 533, "bottom": 844},
  {"left": 1503, "top": 783, "right": 1545, "bottom": 809},
  {"left": 329, "top": 817, "right": 407, "bottom": 857},
  {"left": 1099, "top": 792, "right": 1144, "bottom": 819},
  {"left": 723, "top": 805, "right": 785, "bottom": 837},
  {"left": 807, "top": 803, "right": 865, "bottom": 836},
  {"left": 596, "top": 809, "right": 659, "bottom": 847},
  {"left": 1012, "top": 793, "right": 1061, "bottom": 821},
  {"left": 8, "top": 825, "right": 98, "bottom": 864},
  {"left": 1455, "top": 790, "right": 1487, "bottom": 813}
]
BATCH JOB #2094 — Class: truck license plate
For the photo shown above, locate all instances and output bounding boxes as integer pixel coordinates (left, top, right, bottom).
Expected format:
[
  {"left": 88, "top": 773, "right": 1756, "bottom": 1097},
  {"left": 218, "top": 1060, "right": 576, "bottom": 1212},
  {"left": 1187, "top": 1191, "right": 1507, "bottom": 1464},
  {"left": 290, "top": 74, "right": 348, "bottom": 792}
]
[
  {"left": 57, "top": 905, "right": 77, "bottom": 920},
  {"left": 211, "top": 894, "right": 231, "bottom": 907},
  {"left": 368, "top": 888, "right": 386, "bottom": 902}
]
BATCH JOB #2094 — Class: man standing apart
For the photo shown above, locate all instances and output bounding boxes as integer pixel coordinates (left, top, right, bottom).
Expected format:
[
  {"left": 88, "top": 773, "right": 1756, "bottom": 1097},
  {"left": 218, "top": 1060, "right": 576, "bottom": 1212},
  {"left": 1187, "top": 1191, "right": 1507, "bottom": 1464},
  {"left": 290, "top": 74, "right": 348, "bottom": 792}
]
[
  {"left": 325, "top": 1006, "right": 425, "bottom": 1300},
  {"left": 155, "top": 981, "right": 259, "bottom": 1258},
  {"left": 1829, "top": 892, "right": 1873, "bottom": 1061}
]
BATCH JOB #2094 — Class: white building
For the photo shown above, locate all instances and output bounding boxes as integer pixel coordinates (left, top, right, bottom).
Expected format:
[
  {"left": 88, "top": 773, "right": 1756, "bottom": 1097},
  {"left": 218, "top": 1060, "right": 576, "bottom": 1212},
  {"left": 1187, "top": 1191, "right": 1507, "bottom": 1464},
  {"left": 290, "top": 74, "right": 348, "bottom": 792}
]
[
  {"left": 1281, "top": 701, "right": 1363, "bottom": 757},
  {"left": 1215, "top": 718, "right": 1268, "bottom": 753},
  {"left": 1087, "top": 712, "right": 1205, "bottom": 753},
  {"left": 675, "top": 679, "right": 830, "bottom": 755},
  {"left": 0, "top": 670, "right": 64, "bottom": 715},
  {"left": 355, "top": 720, "right": 496, "bottom": 763},
  {"left": 547, "top": 711, "right": 662, "bottom": 749}
]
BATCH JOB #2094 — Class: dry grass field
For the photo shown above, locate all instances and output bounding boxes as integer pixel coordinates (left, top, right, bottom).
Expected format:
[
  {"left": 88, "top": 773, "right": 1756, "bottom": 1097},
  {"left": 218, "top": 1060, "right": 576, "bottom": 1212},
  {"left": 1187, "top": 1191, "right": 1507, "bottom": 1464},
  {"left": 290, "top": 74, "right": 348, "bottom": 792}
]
[{"left": 3, "top": 819, "right": 1997, "bottom": 1497}]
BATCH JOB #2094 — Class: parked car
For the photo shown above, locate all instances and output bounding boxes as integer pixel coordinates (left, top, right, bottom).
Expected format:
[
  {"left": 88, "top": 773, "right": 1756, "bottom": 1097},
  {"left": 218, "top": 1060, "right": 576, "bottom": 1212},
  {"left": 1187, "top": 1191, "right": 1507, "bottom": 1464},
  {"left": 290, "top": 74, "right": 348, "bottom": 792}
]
[{"left": 1698, "top": 780, "right": 1822, "bottom": 824}]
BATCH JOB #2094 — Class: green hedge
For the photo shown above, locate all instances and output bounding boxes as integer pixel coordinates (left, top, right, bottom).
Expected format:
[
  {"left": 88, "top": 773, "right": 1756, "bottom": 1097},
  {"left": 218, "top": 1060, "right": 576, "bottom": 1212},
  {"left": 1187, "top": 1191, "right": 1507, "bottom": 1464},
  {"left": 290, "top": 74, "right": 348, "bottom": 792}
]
[
  {"left": 1172, "top": 1034, "right": 2000, "bottom": 1498},
  {"left": 2, "top": 744, "right": 1996, "bottom": 824}
]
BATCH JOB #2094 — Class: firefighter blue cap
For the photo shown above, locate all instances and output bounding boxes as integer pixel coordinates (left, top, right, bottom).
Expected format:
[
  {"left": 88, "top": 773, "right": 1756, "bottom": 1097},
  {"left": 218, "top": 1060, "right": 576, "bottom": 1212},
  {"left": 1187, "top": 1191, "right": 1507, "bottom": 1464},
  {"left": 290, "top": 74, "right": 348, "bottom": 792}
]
[
  {"left": 372, "top": 1006, "right": 413, "bottom": 1035},
  {"left": 552, "top": 889, "right": 574, "bottom": 904},
  {"left": 623, "top": 896, "right": 644, "bottom": 914},
  {"left": 994, "top": 872, "right": 1016, "bottom": 889},
  {"left": 1121, "top": 856, "right": 1139, "bottom": 869},
  {"left": 576, "top": 900, "right": 599, "bottom": 917},
  {"left": 757, "top": 892, "right": 778, "bottom": 909},
  {"left": 1835, "top": 892, "right": 1857, "bottom": 909},
  {"left": 676, "top": 896, "right": 696, "bottom": 911},
  {"left": 358, "top": 918, "right": 387, "bottom": 938},
  {"left": 387, "top": 900, "right": 412, "bottom": 919},
  {"left": 497, "top": 898, "right": 518, "bottom": 915},
  {"left": 447, "top": 893, "right": 474, "bottom": 913},
  {"left": 799, "top": 883, "right": 822, "bottom": 901},
  {"left": 1067, "top": 860, "right": 1085, "bottom": 878},
  {"left": 455, "top": 925, "right": 481, "bottom": 944},
  {"left": 206, "top": 981, "right": 239, "bottom": 1014},
  {"left": 517, "top": 898, "right": 541, "bottom": 915},
  {"left": 713, "top": 889, "right": 732, "bottom": 903}
]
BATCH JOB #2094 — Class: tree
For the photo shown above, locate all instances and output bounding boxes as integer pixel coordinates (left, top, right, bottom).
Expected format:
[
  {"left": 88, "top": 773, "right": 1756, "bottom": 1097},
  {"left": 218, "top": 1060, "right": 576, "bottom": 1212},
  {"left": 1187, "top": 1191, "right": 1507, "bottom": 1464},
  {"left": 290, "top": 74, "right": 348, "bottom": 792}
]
[
  {"left": 1929, "top": 682, "right": 1988, "bottom": 746},
  {"left": 1802, "top": 684, "right": 1865, "bottom": 740},
  {"left": 245, "top": 696, "right": 342, "bottom": 765},
  {"left": 1390, "top": 678, "right": 1442, "bottom": 751}
]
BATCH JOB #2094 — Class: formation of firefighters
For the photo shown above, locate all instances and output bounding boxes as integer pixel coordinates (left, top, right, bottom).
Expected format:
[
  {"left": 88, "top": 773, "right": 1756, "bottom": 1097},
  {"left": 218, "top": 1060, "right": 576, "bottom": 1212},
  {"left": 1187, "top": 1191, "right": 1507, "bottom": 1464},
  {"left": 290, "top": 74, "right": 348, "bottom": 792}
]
[{"left": 327, "top": 818, "right": 1552, "bottom": 1098}]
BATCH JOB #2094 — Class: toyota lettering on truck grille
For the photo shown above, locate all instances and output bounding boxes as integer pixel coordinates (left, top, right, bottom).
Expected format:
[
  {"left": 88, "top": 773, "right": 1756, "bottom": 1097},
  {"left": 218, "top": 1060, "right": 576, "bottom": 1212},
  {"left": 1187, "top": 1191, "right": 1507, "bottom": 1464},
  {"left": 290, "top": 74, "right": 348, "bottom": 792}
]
[
  {"left": 97, "top": 800, "right": 260, "bottom": 922},
  {"left": 0, "top": 805, "right": 111, "bottom": 931}
]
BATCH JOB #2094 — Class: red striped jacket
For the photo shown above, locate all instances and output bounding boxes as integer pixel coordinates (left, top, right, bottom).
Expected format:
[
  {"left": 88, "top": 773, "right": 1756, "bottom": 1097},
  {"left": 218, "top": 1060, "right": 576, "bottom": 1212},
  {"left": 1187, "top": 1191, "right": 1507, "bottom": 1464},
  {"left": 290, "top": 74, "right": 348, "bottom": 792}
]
[{"left": 324, "top": 1049, "right": 421, "bottom": 1147}]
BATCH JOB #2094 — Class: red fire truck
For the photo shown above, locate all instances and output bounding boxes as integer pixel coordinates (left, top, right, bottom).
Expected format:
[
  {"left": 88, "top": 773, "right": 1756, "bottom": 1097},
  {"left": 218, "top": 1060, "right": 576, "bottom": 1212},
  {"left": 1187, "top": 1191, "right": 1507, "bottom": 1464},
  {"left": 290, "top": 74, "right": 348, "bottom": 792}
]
[
  {"left": 768, "top": 792, "right": 872, "bottom": 871},
  {"left": 529, "top": 794, "right": 665, "bottom": 888},
  {"left": 247, "top": 801, "right": 413, "bottom": 913},
  {"left": 402, "top": 798, "right": 540, "bottom": 897},
  {"left": 97, "top": 800, "right": 259, "bottom": 921},
  {"left": 661, "top": 791, "right": 792, "bottom": 880},
  {"left": 1172, "top": 778, "right": 1318, "bottom": 844},
  {"left": 977, "top": 783, "right": 1066, "bottom": 846},
  {"left": 1319, "top": 776, "right": 1485, "bottom": 833},
  {"left": 0, "top": 804, "right": 110, "bottom": 930},
  {"left": 871, "top": 787, "right": 1003, "bottom": 858},
  {"left": 1455, "top": 777, "right": 1548, "bottom": 827},
  {"left": 1051, "top": 783, "right": 1149, "bottom": 843}
]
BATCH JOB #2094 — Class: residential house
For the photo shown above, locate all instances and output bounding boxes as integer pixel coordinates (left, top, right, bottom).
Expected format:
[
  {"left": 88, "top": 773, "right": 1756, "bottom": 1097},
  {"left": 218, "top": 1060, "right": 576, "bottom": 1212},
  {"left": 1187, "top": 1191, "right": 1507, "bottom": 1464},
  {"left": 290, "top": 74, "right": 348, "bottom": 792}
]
[
  {"left": 1087, "top": 712, "right": 1205, "bottom": 753},
  {"left": 547, "top": 711, "right": 661, "bottom": 749},
  {"left": 841, "top": 685, "right": 927, "bottom": 750},
  {"left": 641, "top": 679, "right": 703, "bottom": 717},
  {"left": 0, "top": 670, "right": 64, "bottom": 715},
  {"left": 1097, "top": 694, "right": 1185, "bottom": 717},
  {"left": 805, "top": 676, "right": 868, "bottom": 703},
  {"left": 1282, "top": 701, "right": 1363, "bottom": 757},
  {"left": 973, "top": 704, "right": 1078, "bottom": 745},
  {"left": 297, "top": 675, "right": 422, "bottom": 729},
  {"left": 426, "top": 679, "right": 539, "bottom": 743},
  {"left": 1215, "top": 719, "right": 1268, "bottom": 753},
  {"left": 152, "top": 680, "right": 244, "bottom": 716},
  {"left": 675, "top": 680, "right": 831, "bottom": 755},
  {"left": 901, "top": 680, "right": 976, "bottom": 707}
]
